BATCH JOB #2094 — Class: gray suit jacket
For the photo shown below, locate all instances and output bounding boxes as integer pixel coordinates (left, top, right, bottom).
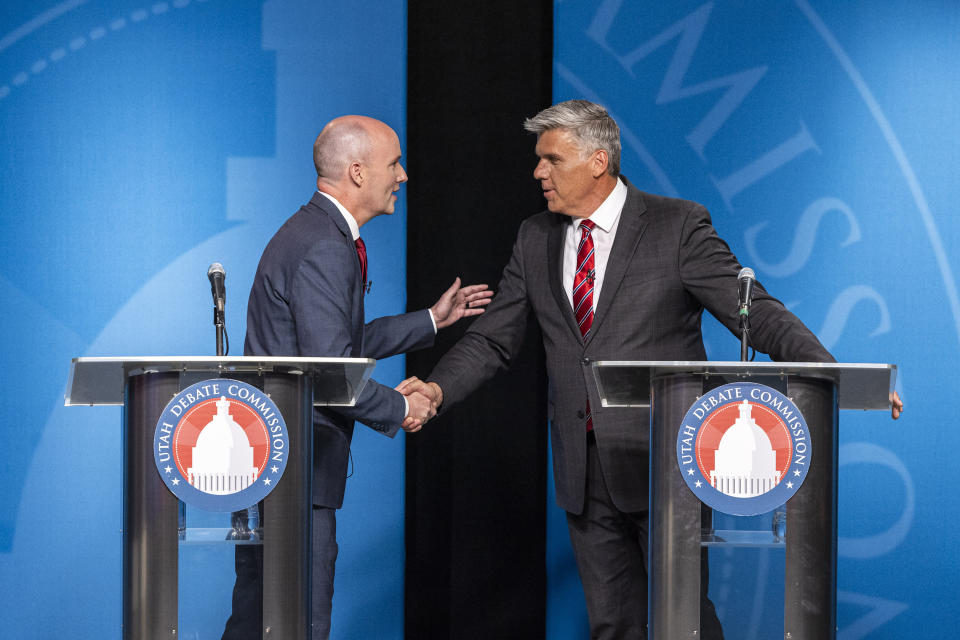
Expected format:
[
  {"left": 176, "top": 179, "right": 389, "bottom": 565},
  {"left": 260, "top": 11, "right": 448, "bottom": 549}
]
[
  {"left": 429, "top": 178, "right": 834, "bottom": 514},
  {"left": 245, "top": 192, "right": 435, "bottom": 508}
]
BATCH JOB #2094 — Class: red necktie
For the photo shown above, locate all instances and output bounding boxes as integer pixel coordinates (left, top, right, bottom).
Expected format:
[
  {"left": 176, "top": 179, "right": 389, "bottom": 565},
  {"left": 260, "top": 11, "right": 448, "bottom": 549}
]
[
  {"left": 573, "top": 220, "right": 596, "bottom": 431},
  {"left": 355, "top": 237, "right": 368, "bottom": 289},
  {"left": 573, "top": 220, "right": 596, "bottom": 338}
]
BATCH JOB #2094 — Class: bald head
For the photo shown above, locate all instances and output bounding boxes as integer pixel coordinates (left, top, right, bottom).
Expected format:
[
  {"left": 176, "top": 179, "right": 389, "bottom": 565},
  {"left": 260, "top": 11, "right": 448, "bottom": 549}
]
[
  {"left": 314, "top": 116, "right": 373, "bottom": 180},
  {"left": 312, "top": 115, "right": 407, "bottom": 226}
]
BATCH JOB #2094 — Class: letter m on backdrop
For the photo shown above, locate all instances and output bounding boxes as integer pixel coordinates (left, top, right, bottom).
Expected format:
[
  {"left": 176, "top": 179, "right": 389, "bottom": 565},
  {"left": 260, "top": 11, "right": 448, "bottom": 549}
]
[{"left": 586, "top": 1, "right": 766, "bottom": 160}]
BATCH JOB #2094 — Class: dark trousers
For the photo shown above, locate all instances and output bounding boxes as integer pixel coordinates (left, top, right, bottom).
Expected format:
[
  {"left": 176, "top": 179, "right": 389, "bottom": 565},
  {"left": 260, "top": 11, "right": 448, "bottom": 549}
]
[
  {"left": 222, "top": 506, "right": 338, "bottom": 640},
  {"left": 310, "top": 506, "right": 338, "bottom": 640},
  {"left": 222, "top": 544, "right": 263, "bottom": 640},
  {"left": 566, "top": 437, "right": 724, "bottom": 640}
]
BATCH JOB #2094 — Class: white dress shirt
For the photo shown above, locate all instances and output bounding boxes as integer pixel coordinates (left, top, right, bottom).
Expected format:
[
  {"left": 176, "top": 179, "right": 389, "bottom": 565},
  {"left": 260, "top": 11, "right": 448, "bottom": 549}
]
[{"left": 562, "top": 178, "right": 628, "bottom": 310}]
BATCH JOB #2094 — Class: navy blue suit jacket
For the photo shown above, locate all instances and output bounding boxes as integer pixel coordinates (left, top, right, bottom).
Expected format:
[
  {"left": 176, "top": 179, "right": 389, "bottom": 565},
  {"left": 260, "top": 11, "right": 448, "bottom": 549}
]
[{"left": 245, "top": 192, "right": 435, "bottom": 508}]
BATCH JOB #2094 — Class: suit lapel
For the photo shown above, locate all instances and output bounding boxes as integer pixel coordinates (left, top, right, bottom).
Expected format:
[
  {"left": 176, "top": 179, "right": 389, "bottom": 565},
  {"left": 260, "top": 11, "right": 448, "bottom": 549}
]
[
  {"left": 309, "top": 191, "right": 366, "bottom": 338},
  {"left": 586, "top": 184, "right": 648, "bottom": 345},
  {"left": 310, "top": 192, "right": 351, "bottom": 241},
  {"left": 310, "top": 191, "right": 363, "bottom": 286},
  {"left": 547, "top": 213, "right": 584, "bottom": 341}
]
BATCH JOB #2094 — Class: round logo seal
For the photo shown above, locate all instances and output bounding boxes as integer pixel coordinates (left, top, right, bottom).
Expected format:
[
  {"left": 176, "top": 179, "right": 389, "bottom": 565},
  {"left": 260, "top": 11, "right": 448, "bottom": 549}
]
[
  {"left": 676, "top": 382, "right": 811, "bottom": 516},
  {"left": 154, "top": 378, "right": 289, "bottom": 512}
]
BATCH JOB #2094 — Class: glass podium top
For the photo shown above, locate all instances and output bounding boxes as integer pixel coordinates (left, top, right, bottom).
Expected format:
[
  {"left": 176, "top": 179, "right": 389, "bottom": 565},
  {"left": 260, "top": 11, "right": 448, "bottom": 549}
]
[
  {"left": 591, "top": 360, "right": 896, "bottom": 411},
  {"left": 65, "top": 356, "right": 375, "bottom": 407}
]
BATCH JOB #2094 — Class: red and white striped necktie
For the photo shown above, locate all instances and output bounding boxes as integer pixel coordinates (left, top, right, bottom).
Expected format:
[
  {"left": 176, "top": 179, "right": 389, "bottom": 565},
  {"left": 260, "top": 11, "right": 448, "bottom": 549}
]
[
  {"left": 573, "top": 220, "right": 596, "bottom": 338},
  {"left": 573, "top": 220, "right": 596, "bottom": 431}
]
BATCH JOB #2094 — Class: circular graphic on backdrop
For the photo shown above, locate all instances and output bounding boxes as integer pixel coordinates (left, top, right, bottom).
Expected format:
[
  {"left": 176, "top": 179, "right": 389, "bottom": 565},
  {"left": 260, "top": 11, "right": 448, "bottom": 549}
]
[
  {"left": 154, "top": 378, "right": 288, "bottom": 512},
  {"left": 676, "top": 382, "right": 811, "bottom": 515}
]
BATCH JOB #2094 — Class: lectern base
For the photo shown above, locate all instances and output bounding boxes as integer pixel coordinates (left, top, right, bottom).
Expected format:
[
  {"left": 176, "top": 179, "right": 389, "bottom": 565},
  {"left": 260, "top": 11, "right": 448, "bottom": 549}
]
[
  {"left": 123, "top": 370, "right": 313, "bottom": 640},
  {"left": 649, "top": 372, "right": 838, "bottom": 640}
]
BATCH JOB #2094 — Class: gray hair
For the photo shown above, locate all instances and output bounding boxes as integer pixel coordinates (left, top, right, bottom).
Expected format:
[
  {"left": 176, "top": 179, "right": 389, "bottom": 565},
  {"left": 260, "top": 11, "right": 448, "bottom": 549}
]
[
  {"left": 523, "top": 100, "right": 621, "bottom": 176},
  {"left": 313, "top": 121, "right": 372, "bottom": 179}
]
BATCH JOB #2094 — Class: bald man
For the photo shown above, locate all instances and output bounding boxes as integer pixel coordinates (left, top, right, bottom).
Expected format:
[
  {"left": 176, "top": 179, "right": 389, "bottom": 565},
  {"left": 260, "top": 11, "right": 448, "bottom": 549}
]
[{"left": 227, "top": 116, "right": 491, "bottom": 639}]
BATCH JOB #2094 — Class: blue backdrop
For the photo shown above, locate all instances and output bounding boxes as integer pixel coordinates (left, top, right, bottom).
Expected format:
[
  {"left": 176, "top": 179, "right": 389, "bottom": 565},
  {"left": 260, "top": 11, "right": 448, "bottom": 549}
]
[
  {"left": 548, "top": 1, "right": 957, "bottom": 638},
  {"left": 0, "top": 1, "right": 408, "bottom": 637}
]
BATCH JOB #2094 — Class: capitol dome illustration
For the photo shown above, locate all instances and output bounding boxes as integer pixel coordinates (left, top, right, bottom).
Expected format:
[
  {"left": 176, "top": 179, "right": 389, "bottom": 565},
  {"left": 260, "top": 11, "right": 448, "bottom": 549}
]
[
  {"left": 187, "top": 397, "right": 258, "bottom": 494},
  {"left": 710, "top": 400, "right": 780, "bottom": 497}
]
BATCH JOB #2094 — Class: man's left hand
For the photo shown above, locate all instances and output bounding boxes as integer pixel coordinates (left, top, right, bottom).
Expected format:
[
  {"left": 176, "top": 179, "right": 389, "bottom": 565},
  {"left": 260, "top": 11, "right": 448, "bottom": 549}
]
[
  {"left": 430, "top": 277, "right": 493, "bottom": 329},
  {"left": 891, "top": 390, "right": 904, "bottom": 420}
]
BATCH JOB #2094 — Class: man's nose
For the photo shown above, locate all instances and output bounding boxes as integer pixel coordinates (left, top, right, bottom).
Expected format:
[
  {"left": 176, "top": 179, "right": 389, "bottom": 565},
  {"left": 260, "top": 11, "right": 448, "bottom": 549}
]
[
  {"left": 533, "top": 160, "right": 547, "bottom": 180},
  {"left": 397, "top": 163, "right": 408, "bottom": 182}
]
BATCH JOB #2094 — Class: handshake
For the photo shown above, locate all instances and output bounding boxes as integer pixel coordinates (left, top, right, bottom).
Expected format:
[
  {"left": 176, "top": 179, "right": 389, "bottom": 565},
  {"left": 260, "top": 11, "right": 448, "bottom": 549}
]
[
  {"left": 396, "top": 377, "right": 443, "bottom": 433},
  {"left": 391, "top": 276, "right": 492, "bottom": 433}
]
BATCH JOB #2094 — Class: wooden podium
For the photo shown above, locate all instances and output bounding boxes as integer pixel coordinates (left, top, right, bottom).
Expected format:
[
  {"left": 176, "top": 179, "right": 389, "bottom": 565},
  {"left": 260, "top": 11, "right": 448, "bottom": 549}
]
[
  {"left": 66, "top": 356, "right": 375, "bottom": 640},
  {"left": 590, "top": 361, "right": 896, "bottom": 640}
]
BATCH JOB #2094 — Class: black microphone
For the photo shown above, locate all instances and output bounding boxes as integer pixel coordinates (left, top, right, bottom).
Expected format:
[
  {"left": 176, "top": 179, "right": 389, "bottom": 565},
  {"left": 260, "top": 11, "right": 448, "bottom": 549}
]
[
  {"left": 738, "top": 267, "right": 755, "bottom": 319},
  {"left": 208, "top": 262, "right": 226, "bottom": 319},
  {"left": 208, "top": 262, "right": 228, "bottom": 356},
  {"left": 738, "top": 267, "right": 755, "bottom": 362}
]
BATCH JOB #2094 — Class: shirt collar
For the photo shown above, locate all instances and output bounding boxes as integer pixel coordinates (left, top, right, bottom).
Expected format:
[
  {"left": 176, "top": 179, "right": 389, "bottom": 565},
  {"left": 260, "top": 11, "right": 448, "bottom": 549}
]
[
  {"left": 317, "top": 190, "right": 360, "bottom": 241},
  {"left": 577, "top": 177, "right": 627, "bottom": 232}
]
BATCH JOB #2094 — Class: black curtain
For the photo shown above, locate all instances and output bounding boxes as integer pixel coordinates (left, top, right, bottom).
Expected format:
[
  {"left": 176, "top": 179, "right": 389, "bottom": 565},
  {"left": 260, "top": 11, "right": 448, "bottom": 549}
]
[{"left": 405, "top": 2, "right": 553, "bottom": 638}]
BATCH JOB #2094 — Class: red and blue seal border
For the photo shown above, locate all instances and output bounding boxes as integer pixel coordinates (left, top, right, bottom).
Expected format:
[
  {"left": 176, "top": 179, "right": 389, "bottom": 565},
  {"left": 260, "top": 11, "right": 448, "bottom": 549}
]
[
  {"left": 153, "top": 378, "right": 289, "bottom": 512},
  {"left": 676, "top": 381, "right": 811, "bottom": 516}
]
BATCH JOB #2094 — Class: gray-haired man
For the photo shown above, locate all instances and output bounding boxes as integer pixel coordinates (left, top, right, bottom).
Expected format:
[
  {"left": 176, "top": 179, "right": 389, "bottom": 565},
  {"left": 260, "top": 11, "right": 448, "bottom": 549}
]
[{"left": 399, "top": 99, "right": 850, "bottom": 638}]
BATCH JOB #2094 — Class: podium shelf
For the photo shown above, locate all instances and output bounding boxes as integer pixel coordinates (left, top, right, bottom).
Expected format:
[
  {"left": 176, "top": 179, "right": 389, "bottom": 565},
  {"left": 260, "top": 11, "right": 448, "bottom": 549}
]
[
  {"left": 65, "top": 356, "right": 375, "bottom": 407},
  {"left": 591, "top": 360, "right": 896, "bottom": 411}
]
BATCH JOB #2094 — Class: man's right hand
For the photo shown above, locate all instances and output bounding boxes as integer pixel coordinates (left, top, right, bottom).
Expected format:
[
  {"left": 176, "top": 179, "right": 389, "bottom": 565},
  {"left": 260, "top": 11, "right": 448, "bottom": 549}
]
[{"left": 396, "top": 377, "right": 443, "bottom": 432}]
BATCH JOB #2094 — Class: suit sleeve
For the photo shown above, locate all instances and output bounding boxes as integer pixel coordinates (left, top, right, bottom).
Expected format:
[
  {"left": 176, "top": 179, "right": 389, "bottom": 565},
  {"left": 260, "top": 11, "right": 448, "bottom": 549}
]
[
  {"left": 677, "top": 202, "right": 835, "bottom": 363},
  {"left": 363, "top": 310, "right": 435, "bottom": 360},
  {"left": 429, "top": 228, "right": 533, "bottom": 408},
  {"left": 289, "top": 240, "right": 407, "bottom": 435}
]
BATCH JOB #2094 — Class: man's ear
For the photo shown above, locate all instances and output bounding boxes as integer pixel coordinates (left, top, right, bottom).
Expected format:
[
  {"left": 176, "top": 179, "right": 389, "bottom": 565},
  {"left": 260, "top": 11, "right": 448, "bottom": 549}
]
[
  {"left": 591, "top": 149, "right": 609, "bottom": 178},
  {"left": 349, "top": 161, "right": 364, "bottom": 187}
]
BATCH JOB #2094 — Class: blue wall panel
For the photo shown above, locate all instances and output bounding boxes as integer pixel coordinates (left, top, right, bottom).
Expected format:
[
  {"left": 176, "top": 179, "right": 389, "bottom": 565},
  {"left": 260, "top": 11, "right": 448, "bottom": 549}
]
[
  {"left": 0, "top": 1, "right": 407, "bottom": 637},
  {"left": 551, "top": 1, "right": 959, "bottom": 638}
]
